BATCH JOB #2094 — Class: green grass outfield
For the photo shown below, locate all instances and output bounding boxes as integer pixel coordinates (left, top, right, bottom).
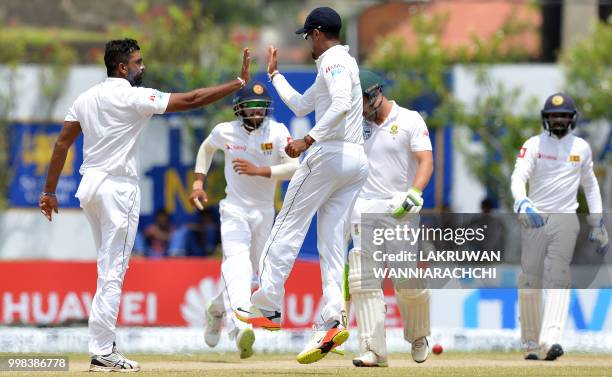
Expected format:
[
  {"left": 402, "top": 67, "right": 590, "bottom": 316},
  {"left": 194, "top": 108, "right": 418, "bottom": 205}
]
[{"left": 1, "top": 351, "right": 611, "bottom": 377}]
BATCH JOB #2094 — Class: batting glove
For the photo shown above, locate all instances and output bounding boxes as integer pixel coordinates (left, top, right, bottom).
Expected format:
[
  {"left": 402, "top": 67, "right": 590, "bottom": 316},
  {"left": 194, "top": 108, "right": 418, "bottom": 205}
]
[
  {"left": 391, "top": 187, "right": 423, "bottom": 219},
  {"left": 588, "top": 218, "right": 609, "bottom": 255},
  {"left": 514, "top": 198, "right": 545, "bottom": 228}
]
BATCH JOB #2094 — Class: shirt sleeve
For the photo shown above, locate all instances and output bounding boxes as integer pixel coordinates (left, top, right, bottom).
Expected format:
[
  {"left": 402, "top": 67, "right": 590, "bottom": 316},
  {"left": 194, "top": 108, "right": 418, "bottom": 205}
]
[
  {"left": 271, "top": 74, "right": 316, "bottom": 117},
  {"left": 130, "top": 87, "right": 170, "bottom": 117},
  {"left": 510, "top": 138, "right": 537, "bottom": 201},
  {"left": 308, "top": 59, "right": 353, "bottom": 142},
  {"left": 580, "top": 143, "right": 603, "bottom": 216},
  {"left": 65, "top": 103, "right": 78, "bottom": 122},
  {"left": 194, "top": 130, "right": 221, "bottom": 175},
  {"left": 409, "top": 112, "right": 433, "bottom": 152},
  {"left": 276, "top": 124, "right": 293, "bottom": 160}
]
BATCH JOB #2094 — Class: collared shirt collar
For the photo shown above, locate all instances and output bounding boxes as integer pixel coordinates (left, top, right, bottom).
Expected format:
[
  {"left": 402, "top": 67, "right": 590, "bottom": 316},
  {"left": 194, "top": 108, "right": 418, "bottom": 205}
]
[
  {"left": 105, "top": 77, "right": 131, "bottom": 86},
  {"left": 316, "top": 44, "right": 349, "bottom": 69}
]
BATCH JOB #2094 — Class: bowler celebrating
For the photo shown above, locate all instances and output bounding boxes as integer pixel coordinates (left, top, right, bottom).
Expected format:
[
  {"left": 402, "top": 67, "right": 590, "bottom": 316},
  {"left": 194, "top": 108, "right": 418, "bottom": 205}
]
[{"left": 39, "top": 38, "right": 251, "bottom": 372}]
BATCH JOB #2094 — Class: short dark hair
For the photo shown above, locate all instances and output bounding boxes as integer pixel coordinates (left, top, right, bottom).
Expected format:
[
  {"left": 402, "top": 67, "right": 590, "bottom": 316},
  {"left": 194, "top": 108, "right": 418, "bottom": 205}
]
[{"left": 104, "top": 38, "right": 140, "bottom": 76}]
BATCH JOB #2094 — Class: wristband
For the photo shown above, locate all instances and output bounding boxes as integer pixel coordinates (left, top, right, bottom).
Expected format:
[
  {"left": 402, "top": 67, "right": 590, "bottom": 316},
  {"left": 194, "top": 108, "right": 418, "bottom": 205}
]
[
  {"left": 41, "top": 192, "right": 56, "bottom": 197},
  {"left": 236, "top": 77, "right": 246, "bottom": 88},
  {"left": 268, "top": 70, "right": 280, "bottom": 82}
]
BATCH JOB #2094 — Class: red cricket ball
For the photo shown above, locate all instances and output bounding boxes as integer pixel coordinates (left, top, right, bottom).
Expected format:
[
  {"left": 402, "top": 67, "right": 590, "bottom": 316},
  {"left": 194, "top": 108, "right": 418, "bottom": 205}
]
[{"left": 432, "top": 344, "right": 443, "bottom": 355}]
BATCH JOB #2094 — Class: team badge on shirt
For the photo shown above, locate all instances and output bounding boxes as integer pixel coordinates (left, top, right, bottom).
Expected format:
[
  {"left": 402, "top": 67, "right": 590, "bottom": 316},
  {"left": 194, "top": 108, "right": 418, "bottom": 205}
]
[
  {"left": 569, "top": 154, "right": 580, "bottom": 162},
  {"left": 261, "top": 142, "right": 273, "bottom": 155},
  {"left": 390, "top": 124, "right": 399, "bottom": 136},
  {"left": 363, "top": 123, "right": 372, "bottom": 140}
]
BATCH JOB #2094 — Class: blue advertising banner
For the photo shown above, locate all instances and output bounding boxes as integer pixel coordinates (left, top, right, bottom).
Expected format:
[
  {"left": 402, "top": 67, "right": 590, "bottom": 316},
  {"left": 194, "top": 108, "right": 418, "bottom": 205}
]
[{"left": 8, "top": 123, "right": 83, "bottom": 208}]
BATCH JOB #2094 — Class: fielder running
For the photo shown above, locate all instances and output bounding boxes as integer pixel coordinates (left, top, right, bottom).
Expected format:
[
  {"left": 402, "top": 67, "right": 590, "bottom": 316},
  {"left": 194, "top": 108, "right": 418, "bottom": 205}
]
[
  {"left": 39, "top": 38, "right": 251, "bottom": 372},
  {"left": 235, "top": 7, "right": 369, "bottom": 364},
  {"left": 348, "top": 70, "right": 434, "bottom": 367},
  {"left": 190, "top": 81, "right": 298, "bottom": 359},
  {"left": 511, "top": 93, "right": 608, "bottom": 361}
]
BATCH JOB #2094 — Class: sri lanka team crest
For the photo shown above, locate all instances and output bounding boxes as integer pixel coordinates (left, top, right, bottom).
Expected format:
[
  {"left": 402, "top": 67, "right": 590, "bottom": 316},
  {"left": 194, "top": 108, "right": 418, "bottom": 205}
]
[
  {"left": 363, "top": 123, "right": 372, "bottom": 140},
  {"left": 261, "top": 142, "right": 273, "bottom": 155}
]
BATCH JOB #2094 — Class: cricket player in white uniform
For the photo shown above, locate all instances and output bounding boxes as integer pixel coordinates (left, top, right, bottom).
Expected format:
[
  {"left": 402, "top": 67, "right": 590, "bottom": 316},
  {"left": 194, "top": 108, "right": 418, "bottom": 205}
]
[
  {"left": 235, "top": 7, "right": 369, "bottom": 364},
  {"left": 511, "top": 93, "right": 608, "bottom": 361},
  {"left": 347, "top": 70, "right": 434, "bottom": 367},
  {"left": 39, "top": 38, "right": 251, "bottom": 372},
  {"left": 190, "top": 81, "right": 298, "bottom": 359}
]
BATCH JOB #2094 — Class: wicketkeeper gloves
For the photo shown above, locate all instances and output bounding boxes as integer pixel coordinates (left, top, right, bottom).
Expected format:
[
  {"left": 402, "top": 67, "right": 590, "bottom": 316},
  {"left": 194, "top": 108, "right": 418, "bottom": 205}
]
[
  {"left": 588, "top": 216, "right": 609, "bottom": 255},
  {"left": 391, "top": 187, "right": 423, "bottom": 218},
  {"left": 514, "top": 197, "right": 545, "bottom": 228}
]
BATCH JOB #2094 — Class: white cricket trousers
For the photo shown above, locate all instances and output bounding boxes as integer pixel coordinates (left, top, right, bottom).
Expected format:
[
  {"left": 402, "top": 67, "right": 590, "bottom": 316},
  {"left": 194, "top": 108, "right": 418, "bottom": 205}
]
[
  {"left": 519, "top": 214, "right": 579, "bottom": 346},
  {"left": 81, "top": 175, "right": 140, "bottom": 356},
  {"left": 253, "top": 141, "right": 368, "bottom": 327},
  {"left": 209, "top": 200, "right": 274, "bottom": 336}
]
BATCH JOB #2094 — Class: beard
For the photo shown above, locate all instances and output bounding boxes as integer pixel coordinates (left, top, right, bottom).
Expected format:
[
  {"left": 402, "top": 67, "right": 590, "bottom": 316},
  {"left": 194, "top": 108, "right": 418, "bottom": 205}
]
[{"left": 127, "top": 68, "right": 143, "bottom": 87}]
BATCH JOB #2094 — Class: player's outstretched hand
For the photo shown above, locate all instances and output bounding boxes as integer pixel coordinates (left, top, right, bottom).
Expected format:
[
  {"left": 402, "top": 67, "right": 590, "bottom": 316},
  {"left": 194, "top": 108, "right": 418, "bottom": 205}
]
[
  {"left": 233, "top": 158, "right": 263, "bottom": 176},
  {"left": 39, "top": 194, "right": 58, "bottom": 221},
  {"left": 240, "top": 48, "right": 251, "bottom": 84},
  {"left": 190, "top": 188, "right": 208, "bottom": 211},
  {"left": 285, "top": 139, "right": 309, "bottom": 158},
  {"left": 267, "top": 45, "right": 278, "bottom": 75}
]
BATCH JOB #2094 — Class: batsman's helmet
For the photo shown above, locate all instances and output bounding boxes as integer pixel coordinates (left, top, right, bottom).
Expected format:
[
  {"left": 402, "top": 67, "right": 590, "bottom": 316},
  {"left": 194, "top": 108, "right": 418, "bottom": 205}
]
[
  {"left": 233, "top": 81, "right": 273, "bottom": 131},
  {"left": 541, "top": 92, "right": 577, "bottom": 138},
  {"left": 359, "top": 70, "right": 385, "bottom": 121}
]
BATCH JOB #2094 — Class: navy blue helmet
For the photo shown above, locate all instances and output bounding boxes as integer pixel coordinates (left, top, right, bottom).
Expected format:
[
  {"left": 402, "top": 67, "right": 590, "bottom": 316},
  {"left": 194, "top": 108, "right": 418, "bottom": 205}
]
[
  {"left": 233, "top": 81, "right": 273, "bottom": 131},
  {"left": 541, "top": 93, "right": 577, "bottom": 138}
]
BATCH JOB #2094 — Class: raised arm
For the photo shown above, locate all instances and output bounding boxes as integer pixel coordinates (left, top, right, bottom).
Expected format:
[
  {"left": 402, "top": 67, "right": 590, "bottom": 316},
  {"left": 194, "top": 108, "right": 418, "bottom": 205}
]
[
  {"left": 166, "top": 48, "right": 251, "bottom": 113},
  {"left": 267, "top": 46, "right": 315, "bottom": 117}
]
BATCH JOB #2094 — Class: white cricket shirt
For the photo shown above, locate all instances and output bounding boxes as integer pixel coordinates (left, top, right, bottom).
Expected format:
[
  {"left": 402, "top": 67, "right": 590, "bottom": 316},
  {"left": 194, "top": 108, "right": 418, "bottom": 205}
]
[
  {"left": 511, "top": 132, "right": 602, "bottom": 213},
  {"left": 198, "top": 119, "right": 292, "bottom": 207},
  {"left": 360, "top": 102, "right": 432, "bottom": 199},
  {"left": 272, "top": 45, "right": 363, "bottom": 145},
  {"left": 65, "top": 77, "right": 169, "bottom": 178}
]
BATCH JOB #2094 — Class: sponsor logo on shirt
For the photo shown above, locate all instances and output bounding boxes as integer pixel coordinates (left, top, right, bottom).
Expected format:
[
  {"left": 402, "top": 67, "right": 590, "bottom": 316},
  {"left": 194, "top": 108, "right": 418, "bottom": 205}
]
[
  {"left": 225, "top": 143, "right": 247, "bottom": 151},
  {"left": 422, "top": 129, "right": 429, "bottom": 137},
  {"left": 149, "top": 90, "right": 165, "bottom": 102},
  {"left": 569, "top": 154, "right": 581, "bottom": 162},
  {"left": 518, "top": 147, "right": 527, "bottom": 158},
  {"left": 324, "top": 64, "right": 345, "bottom": 77},
  {"left": 537, "top": 152, "right": 557, "bottom": 160}
]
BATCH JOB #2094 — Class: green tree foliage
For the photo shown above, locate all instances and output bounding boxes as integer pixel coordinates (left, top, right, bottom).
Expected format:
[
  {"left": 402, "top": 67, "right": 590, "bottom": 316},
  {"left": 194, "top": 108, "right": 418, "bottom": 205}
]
[{"left": 562, "top": 19, "right": 612, "bottom": 121}]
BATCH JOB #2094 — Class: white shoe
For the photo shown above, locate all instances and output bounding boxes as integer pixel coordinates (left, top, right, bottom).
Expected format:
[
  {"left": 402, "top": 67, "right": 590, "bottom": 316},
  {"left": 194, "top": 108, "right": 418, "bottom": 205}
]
[
  {"left": 352, "top": 351, "right": 388, "bottom": 367},
  {"left": 540, "top": 343, "right": 564, "bottom": 361},
  {"left": 236, "top": 328, "right": 256, "bottom": 359},
  {"left": 411, "top": 336, "right": 429, "bottom": 363},
  {"left": 296, "top": 321, "right": 349, "bottom": 364},
  {"left": 204, "top": 304, "right": 224, "bottom": 348},
  {"left": 524, "top": 340, "right": 539, "bottom": 360},
  {"left": 89, "top": 347, "right": 140, "bottom": 372}
]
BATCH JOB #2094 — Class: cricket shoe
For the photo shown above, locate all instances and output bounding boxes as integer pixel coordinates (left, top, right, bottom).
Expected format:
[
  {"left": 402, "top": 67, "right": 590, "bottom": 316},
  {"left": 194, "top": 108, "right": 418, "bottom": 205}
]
[
  {"left": 541, "top": 343, "right": 564, "bottom": 361},
  {"left": 236, "top": 328, "right": 256, "bottom": 359},
  {"left": 234, "top": 306, "right": 281, "bottom": 331},
  {"left": 204, "top": 304, "right": 224, "bottom": 348},
  {"left": 524, "top": 340, "right": 539, "bottom": 360},
  {"left": 296, "top": 321, "right": 349, "bottom": 364},
  {"left": 352, "top": 351, "right": 388, "bottom": 367},
  {"left": 411, "top": 336, "right": 429, "bottom": 363},
  {"left": 89, "top": 346, "right": 140, "bottom": 372}
]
